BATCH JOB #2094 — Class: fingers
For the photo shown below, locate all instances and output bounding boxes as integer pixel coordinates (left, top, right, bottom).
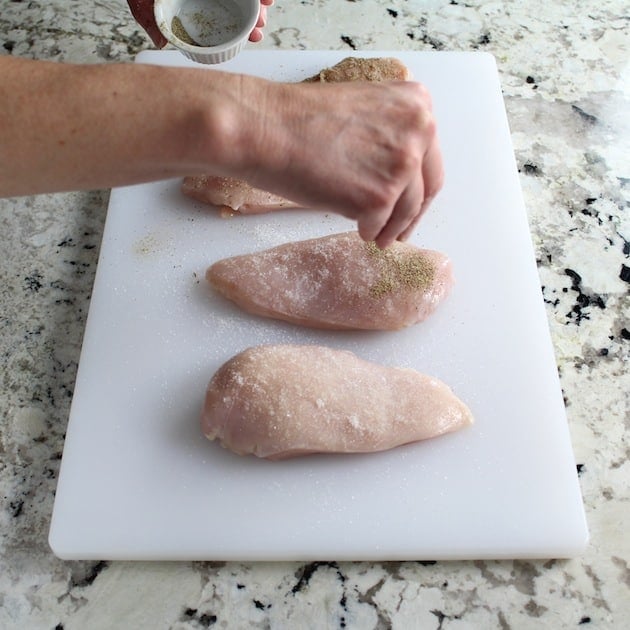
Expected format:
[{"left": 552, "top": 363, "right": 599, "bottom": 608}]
[
  {"left": 373, "top": 173, "right": 424, "bottom": 249},
  {"left": 397, "top": 130, "right": 444, "bottom": 242},
  {"left": 421, "top": 127, "right": 445, "bottom": 205},
  {"left": 381, "top": 105, "right": 444, "bottom": 246},
  {"left": 249, "top": 1, "right": 272, "bottom": 42},
  {"left": 362, "top": 103, "right": 443, "bottom": 248}
]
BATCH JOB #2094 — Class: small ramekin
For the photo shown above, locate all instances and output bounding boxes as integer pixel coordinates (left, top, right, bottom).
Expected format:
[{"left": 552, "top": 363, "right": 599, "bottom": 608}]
[{"left": 154, "top": 0, "right": 259, "bottom": 65}]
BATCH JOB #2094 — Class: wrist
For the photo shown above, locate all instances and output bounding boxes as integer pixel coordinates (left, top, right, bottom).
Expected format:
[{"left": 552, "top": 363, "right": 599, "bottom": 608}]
[{"left": 184, "top": 71, "right": 276, "bottom": 179}]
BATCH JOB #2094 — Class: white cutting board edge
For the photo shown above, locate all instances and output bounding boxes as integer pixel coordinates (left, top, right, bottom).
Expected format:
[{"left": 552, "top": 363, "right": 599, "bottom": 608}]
[{"left": 48, "top": 50, "right": 588, "bottom": 561}]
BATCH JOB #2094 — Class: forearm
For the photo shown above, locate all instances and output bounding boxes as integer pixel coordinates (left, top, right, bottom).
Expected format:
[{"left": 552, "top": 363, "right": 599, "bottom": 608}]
[
  {"left": 1, "top": 56, "right": 443, "bottom": 246},
  {"left": 0, "top": 57, "right": 262, "bottom": 197}
]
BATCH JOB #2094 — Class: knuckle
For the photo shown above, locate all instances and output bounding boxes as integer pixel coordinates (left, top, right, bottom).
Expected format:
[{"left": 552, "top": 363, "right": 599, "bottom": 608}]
[
  {"left": 371, "top": 185, "right": 396, "bottom": 212},
  {"left": 418, "top": 110, "right": 437, "bottom": 137},
  {"left": 354, "top": 181, "right": 394, "bottom": 219},
  {"left": 399, "top": 150, "right": 423, "bottom": 183},
  {"left": 406, "top": 81, "right": 433, "bottom": 110}
]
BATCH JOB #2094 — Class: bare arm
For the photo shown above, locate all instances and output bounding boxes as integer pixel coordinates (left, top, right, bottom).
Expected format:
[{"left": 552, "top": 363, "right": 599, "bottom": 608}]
[
  {"left": 0, "top": 56, "right": 442, "bottom": 248},
  {"left": 0, "top": 57, "right": 252, "bottom": 195}
]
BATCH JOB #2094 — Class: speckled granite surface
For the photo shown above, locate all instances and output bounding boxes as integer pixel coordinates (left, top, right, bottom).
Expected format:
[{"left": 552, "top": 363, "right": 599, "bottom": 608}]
[{"left": 1, "top": 1, "right": 628, "bottom": 628}]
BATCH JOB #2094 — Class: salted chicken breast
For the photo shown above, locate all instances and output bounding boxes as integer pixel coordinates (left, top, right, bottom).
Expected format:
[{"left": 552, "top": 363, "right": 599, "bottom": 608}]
[
  {"left": 201, "top": 344, "right": 473, "bottom": 460},
  {"left": 206, "top": 231, "right": 453, "bottom": 331},
  {"left": 181, "top": 56, "right": 410, "bottom": 213},
  {"left": 180, "top": 176, "right": 300, "bottom": 215}
]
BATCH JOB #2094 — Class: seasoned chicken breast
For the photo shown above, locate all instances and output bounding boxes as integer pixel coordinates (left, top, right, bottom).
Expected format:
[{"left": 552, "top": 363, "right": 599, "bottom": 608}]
[
  {"left": 303, "top": 56, "right": 411, "bottom": 83},
  {"left": 181, "top": 56, "right": 411, "bottom": 213},
  {"left": 206, "top": 231, "right": 453, "bottom": 331},
  {"left": 201, "top": 344, "right": 473, "bottom": 460}
]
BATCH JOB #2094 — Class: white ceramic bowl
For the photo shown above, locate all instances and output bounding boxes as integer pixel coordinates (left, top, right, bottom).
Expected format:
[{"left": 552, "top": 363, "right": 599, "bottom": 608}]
[{"left": 154, "top": 0, "right": 259, "bottom": 64}]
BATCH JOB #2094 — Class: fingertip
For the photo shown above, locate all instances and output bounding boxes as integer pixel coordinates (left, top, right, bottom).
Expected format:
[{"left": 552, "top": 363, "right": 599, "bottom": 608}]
[
  {"left": 357, "top": 222, "right": 380, "bottom": 244},
  {"left": 374, "top": 233, "right": 395, "bottom": 250},
  {"left": 249, "top": 29, "right": 263, "bottom": 43}
]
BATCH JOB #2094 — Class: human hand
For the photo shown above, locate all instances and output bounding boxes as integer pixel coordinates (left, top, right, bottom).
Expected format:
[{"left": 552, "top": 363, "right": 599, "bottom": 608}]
[
  {"left": 126, "top": 0, "right": 273, "bottom": 48},
  {"left": 232, "top": 79, "right": 443, "bottom": 249}
]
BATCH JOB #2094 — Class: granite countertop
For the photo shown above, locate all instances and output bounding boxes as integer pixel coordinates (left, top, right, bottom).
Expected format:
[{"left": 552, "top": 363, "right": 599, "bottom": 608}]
[{"left": 1, "top": 1, "right": 628, "bottom": 628}]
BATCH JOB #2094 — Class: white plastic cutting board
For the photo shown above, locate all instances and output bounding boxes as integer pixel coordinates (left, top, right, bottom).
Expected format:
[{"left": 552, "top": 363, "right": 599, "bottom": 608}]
[{"left": 49, "top": 50, "right": 588, "bottom": 560}]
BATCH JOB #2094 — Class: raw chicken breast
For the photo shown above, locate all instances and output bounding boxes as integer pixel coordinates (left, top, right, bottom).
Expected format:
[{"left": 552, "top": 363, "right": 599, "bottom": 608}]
[
  {"left": 180, "top": 176, "right": 300, "bottom": 215},
  {"left": 181, "top": 56, "right": 410, "bottom": 213},
  {"left": 201, "top": 344, "right": 473, "bottom": 460},
  {"left": 206, "top": 231, "right": 453, "bottom": 331}
]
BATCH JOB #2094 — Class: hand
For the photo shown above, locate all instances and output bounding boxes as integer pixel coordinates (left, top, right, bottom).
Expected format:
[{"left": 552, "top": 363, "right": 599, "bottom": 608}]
[
  {"left": 233, "top": 79, "right": 444, "bottom": 249},
  {"left": 0, "top": 56, "right": 441, "bottom": 230},
  {"left": 127, "top": 0, "right": 274, "bottom": 48}
]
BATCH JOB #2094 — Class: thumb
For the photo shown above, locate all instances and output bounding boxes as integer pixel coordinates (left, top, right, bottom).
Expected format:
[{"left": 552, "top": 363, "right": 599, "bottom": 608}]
[{"left": 127, "top": 0, "right": 168, "bottom": 48}]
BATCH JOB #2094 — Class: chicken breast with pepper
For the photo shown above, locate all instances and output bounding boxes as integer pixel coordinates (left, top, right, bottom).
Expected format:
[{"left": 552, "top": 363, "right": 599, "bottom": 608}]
[{"left": 206, "top": 231, "right": 453, "bottom": 331}]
